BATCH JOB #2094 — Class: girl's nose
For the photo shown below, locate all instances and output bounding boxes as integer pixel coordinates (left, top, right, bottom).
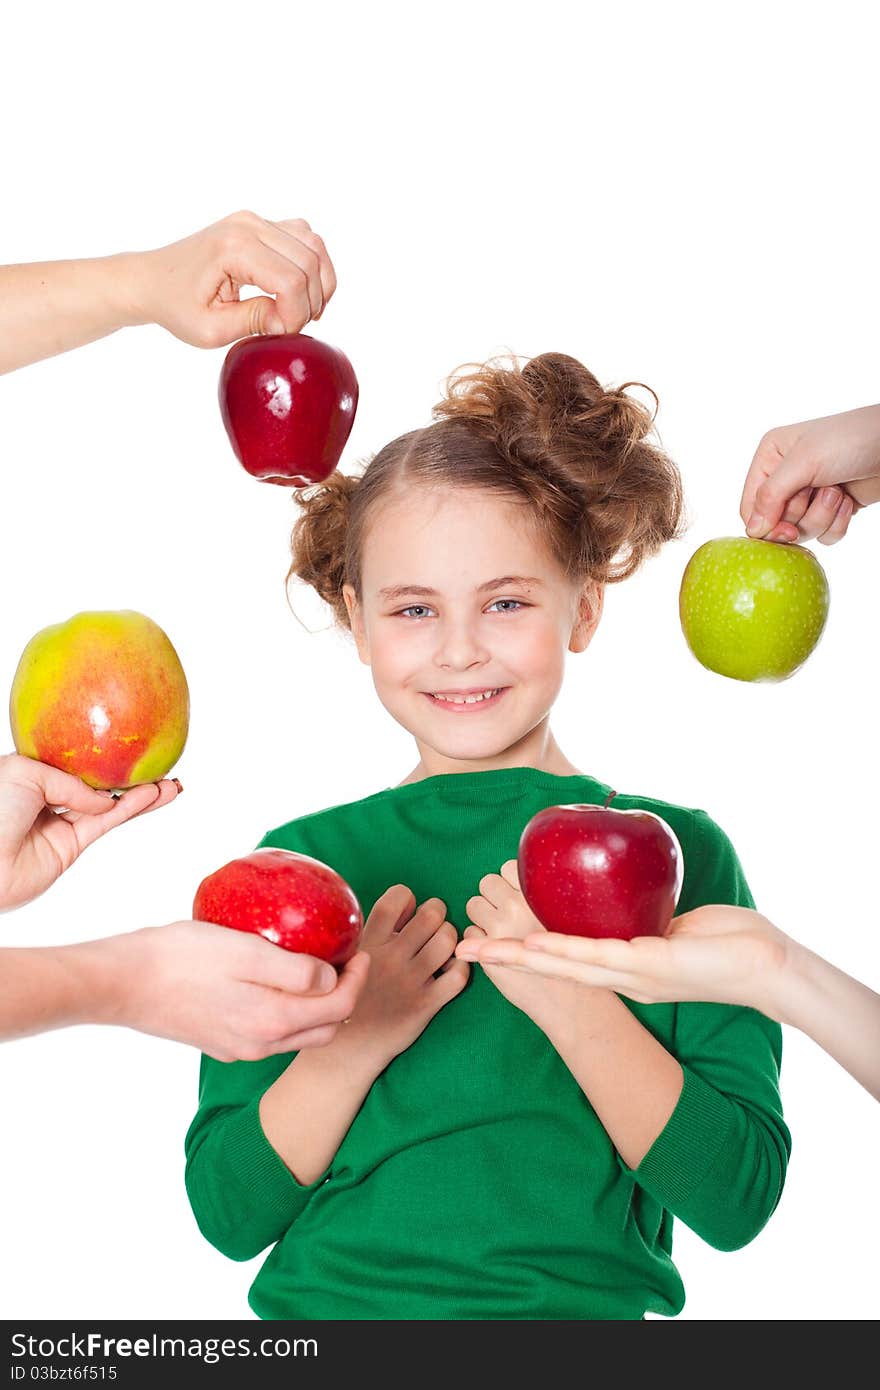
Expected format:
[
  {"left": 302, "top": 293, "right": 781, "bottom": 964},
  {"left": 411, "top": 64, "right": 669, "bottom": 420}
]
[{"left": 433, "top": 617, "right": 491, "bottom": 670}]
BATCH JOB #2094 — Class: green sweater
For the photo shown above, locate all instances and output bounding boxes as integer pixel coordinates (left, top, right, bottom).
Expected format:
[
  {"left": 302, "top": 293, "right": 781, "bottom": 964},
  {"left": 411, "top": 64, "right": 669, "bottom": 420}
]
[{"left": 184, "top": 767, "right": 789, "bottom": 1320}]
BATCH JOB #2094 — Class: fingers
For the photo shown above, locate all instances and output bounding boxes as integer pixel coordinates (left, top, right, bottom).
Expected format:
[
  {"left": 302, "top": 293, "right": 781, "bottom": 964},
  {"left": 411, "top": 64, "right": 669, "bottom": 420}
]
[
  {"left": 239, "top": 933, "right": 339, "bottom": 994},
  {"left": 270, "top": 1022, "right": 342, "bottom": 1053},
  {"left": 499, "top": 858, "right": 521, "bottom": 890},
  {"left": 67, "top": 779, "right": 182, "bottom": 852},
  {"left": 244, "top": 949, "right": 372, "bottom": 1054},
  {"left": 398, "top": 897, "right": 447, "bottom": 953},
  {"left": 816, "top": 492, "right": 855, "bottom": 545},
  {"left": 745, "top": 441, "right": 820, "bottom": 537},
  {"left": 267, "top": 218, "right": 337, "bottom": 317},
  {"left": 414, "top": 918, "right": 459, "bottom": 975},
  {"left": 364, "top": 884, "right": 417, "bottom": 942},
  {"left": 429, "top": 956, "right": 470, "bottom": 1003},
  {"left": 6, "top": 756, "right": 117, "bottom": 816}
]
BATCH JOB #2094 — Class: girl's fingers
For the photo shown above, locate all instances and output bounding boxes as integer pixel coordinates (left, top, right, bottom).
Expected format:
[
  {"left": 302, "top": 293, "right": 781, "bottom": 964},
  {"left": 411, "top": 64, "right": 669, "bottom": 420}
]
[
  {"left": 397, "top": 899, "right": 448, "bottom": 953},
  {"left": 414, "top": 921, "right": 459, "bottom": 976}
]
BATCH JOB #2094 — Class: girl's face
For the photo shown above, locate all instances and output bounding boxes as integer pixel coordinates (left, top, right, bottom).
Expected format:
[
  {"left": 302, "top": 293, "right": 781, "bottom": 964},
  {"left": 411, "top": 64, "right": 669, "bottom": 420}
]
[{"left": 342, "top": 486, "right": 603, "bottom": 775}]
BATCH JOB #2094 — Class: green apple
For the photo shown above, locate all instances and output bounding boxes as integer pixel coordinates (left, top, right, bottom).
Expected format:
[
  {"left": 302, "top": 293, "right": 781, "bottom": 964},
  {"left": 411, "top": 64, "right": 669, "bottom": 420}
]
[{"left": 679, "top": 536, "right": 830, "bottom": 682}]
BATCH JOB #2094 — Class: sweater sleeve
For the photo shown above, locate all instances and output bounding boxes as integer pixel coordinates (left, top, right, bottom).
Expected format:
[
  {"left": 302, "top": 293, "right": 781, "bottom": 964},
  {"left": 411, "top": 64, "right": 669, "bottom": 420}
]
[
  {"left": 183, "top": 827, "right": 331, "bottom": 1263},
  {"left": 622, "top": 809, "right": 791, "bottom": 1252}
]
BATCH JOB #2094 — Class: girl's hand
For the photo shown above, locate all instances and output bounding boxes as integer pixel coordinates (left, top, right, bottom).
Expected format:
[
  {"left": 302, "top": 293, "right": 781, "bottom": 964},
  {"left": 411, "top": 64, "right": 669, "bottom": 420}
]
[
  {"left": 340, "top": 884, "right": 470, "bottom": 1069},
  {"left": 0, "top": 754, "right": 181, "bottom": 912},
  {"left": 740, "top": 404, "right": 880, "bottom": 544},
  {"left": 106, "top": 922, "right": 370, "bottom": 1061},
  {"left": 130, "top": 210, "right": 337, "bottom": 348},
  {"left": 457, "top": 903, "right": 791, "bottom": 1018},
  {"left": 461, "top": 859, "right": 558, "bottom": 1015}
]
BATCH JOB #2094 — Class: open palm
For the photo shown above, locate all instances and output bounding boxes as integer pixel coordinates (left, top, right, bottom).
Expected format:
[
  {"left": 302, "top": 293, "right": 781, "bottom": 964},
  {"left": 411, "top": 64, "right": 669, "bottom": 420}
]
[{"left": 0, "top": 754, "right": 180, "bottom": 911}]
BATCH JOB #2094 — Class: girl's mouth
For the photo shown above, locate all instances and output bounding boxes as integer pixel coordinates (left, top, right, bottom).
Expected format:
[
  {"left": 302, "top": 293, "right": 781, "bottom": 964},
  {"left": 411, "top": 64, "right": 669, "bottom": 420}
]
[{"left": 423, "top": 687, "right": 508, "bottom": 713}]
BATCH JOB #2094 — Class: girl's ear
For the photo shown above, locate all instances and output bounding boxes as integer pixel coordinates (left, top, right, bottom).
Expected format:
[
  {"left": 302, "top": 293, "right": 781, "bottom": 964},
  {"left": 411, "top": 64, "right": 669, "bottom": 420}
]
[
  {"left": 343, "top": 584, "right": 371, "bottom": 664},
  {"left": 569, "top": 582, "right": 604, "bottom": 654}
]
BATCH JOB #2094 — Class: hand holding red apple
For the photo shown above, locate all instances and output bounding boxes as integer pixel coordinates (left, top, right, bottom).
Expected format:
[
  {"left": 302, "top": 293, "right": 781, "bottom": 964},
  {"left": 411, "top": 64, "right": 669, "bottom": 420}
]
[{"left": 0, "top": 752, "right": 181, "bottom": 911}]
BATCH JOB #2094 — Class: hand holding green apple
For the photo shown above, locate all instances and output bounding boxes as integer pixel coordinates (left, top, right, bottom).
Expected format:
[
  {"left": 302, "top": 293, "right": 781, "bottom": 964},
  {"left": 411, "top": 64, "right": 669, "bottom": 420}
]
[{"left": 740, "top": 404, "right": 880, "bottom": 545}]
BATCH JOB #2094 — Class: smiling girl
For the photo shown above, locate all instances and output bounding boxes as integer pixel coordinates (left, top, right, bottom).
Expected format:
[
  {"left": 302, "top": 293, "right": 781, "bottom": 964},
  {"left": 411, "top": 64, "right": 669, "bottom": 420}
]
[{"left": 184, "top": 352, "right": 790, "bottom": 1320}]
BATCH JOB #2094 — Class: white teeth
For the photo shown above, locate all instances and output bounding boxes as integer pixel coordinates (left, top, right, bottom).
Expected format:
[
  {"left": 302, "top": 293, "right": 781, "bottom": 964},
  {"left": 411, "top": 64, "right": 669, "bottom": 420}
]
[{"left": 432, "top": 689, "right": 501, "bottom": 704}]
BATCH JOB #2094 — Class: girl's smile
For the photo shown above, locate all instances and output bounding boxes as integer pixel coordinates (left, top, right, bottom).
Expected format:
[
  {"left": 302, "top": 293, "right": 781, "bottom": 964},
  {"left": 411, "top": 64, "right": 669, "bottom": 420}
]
[{"left": 422, "top": 686, "right": 509, "bottom": 711}]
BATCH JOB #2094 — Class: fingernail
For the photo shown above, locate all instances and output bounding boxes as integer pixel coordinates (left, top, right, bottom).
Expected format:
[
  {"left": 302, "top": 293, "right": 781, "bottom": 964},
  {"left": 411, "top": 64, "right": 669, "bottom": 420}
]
[
  {"left": 172, "top": 778, "right": 184, "bottom": 794},
  {"left": 746, "top": 514, "right": 766, "bottom": 536},
  {"left": 456, "top": 945, "right": 479, "bottom": 959},
  {"left": 318, "top": 966, "right": 337, "bottom": 991},
  {"left": 822, "top": 487, "right": 839, "bottom": 505}
]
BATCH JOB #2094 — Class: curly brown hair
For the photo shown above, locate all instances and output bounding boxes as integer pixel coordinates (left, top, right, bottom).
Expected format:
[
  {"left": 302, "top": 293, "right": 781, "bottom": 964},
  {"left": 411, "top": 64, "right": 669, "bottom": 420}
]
[{"left": 287, "top": 351, "right": 686, "bottom": 632}]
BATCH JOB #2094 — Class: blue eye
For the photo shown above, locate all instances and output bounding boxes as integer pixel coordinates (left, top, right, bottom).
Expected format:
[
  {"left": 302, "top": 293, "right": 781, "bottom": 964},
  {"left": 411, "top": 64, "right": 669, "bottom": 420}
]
[
  {"left": 488, "top": 599, "right": 525, "bottom": 613},
  {"left": 394, "top": 599, "right": 528, "bottom": 620}
]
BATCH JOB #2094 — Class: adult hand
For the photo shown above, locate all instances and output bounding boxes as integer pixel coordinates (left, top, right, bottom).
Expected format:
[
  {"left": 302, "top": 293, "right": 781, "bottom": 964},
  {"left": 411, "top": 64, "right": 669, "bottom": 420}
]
[
  {"left": 740, "top": 404, "right": 880, "bottom": 544},
  {"left": 132, "top": 210, "right": 337, "bottom": 348},
  {"left": 456, "top": 903, "right": 790, "bottom": 1018},
  {"left": 107, "top": 922, "right": 371, "bottom": 1060},
  {"left": 0, "top": 753, "right": 180, "bottom": 911}
]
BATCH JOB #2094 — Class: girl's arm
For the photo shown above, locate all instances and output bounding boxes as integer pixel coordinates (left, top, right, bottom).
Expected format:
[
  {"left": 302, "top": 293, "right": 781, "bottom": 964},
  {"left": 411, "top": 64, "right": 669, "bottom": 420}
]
[
  {"left": 185, "top": 888, "right": 469, "bottom": 1261},
  {"left": 465, "top": 822, "right": 789, "bottom": 1251},
  {"left": 0, "top": 210, "right": 334, "bottom": 374},
  {"left": 511, "top": 976, "right": 683, "bottom": 1168}
]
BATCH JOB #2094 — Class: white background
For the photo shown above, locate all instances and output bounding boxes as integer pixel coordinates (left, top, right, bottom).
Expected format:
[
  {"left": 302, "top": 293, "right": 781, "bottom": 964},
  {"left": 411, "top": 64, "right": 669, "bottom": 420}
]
[{"left": 1, "top": 0, "right": 877, "bottom": 1323}]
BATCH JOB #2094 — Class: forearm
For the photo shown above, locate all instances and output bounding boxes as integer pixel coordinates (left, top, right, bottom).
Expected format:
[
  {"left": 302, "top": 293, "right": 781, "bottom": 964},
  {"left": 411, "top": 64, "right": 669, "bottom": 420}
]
[
  {"left": 776, "top": 941, "right": 880, "bottom": 1101},
  {"left": 523, "top": 979, "right": 683, "bottom": 1168},
  {"left": 0, "top": 255, "right": 147, "bottom": 374},
  {"left": 0, "top": 939, "right": 126, "bottom": 1040},
  {"left": 259, "top": 1034, "right": 389, "bottom": 1184}
]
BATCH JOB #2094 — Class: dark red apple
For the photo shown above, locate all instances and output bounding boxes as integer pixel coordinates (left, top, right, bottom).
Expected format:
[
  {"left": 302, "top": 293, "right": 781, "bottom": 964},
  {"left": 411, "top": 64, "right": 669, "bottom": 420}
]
[
  {"left": 518, "top": 793, "right": 684, "bottom": 940},
  {"left": 219, "top": 332, "right": 358, "bottom": 485},
  {"left": 193, "top": 847, "right": 363, "bottom": 966}
]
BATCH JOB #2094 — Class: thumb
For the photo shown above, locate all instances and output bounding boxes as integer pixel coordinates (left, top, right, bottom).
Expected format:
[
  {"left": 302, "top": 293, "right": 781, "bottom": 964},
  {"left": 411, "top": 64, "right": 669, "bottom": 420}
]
[
  {"left": 208, "top": 295, "right": 285, "bottom": 344},
  {"left": 25, "top": 761, "right": 117, "bottom": 815},
  {"left": 749, "top": 443, "right": 818, "bottom": 534}
]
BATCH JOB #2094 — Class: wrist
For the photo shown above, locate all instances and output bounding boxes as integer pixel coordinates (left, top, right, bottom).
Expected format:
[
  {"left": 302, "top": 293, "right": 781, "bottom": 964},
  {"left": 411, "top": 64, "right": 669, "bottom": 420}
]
[
  {"left": 102, "top": 250, "right": 155, "bottom": 329},
  {"left": 771, "top": 937, "right": 823, "bottom": 1030},
  {"left": 78, "top": 929, "right": 154, "bottom": 1029}
]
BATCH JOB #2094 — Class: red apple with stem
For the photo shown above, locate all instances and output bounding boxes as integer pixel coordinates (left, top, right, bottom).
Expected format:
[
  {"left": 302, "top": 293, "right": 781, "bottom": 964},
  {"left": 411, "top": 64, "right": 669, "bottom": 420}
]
[
  {"left": 193, "top": 848, "right": 363, "bottom": 966},
  {"left": 219, "top": 332, "right": 358, "bottom": 485},
  {"left": 518, "top": 792, "right": 684, "bottom": 941}
]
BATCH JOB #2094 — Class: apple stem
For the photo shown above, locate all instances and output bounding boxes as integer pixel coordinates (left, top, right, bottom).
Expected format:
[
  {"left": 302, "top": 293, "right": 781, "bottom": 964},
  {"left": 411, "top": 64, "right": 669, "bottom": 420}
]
[{"left": 604, "top": 789, "right": 617, "bottom": 808}]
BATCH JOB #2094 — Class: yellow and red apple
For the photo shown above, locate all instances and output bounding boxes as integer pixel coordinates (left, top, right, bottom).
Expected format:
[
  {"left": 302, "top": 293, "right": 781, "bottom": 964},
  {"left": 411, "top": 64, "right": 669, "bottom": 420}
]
[{"left": 9, "top": 609, "right": 189, "bottom": 790}]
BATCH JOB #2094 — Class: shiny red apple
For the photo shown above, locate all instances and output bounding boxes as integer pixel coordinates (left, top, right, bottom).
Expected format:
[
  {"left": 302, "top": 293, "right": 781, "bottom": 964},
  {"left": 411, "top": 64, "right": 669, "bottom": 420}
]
[
  {"left": 219, "top": 332, "right": 358, "bottom": 485},
  {"left": 193, "top": 847, "right": 363, "bottom": 966},
  {"left": 518, "top": 793, "right": 684, "bottom": 940}
]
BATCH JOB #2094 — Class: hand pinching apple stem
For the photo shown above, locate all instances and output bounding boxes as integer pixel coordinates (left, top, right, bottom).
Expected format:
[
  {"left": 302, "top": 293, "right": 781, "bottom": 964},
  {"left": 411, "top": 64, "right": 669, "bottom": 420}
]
[{"left": 0, "top": 210, "right": 337, "bottom": 375}]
